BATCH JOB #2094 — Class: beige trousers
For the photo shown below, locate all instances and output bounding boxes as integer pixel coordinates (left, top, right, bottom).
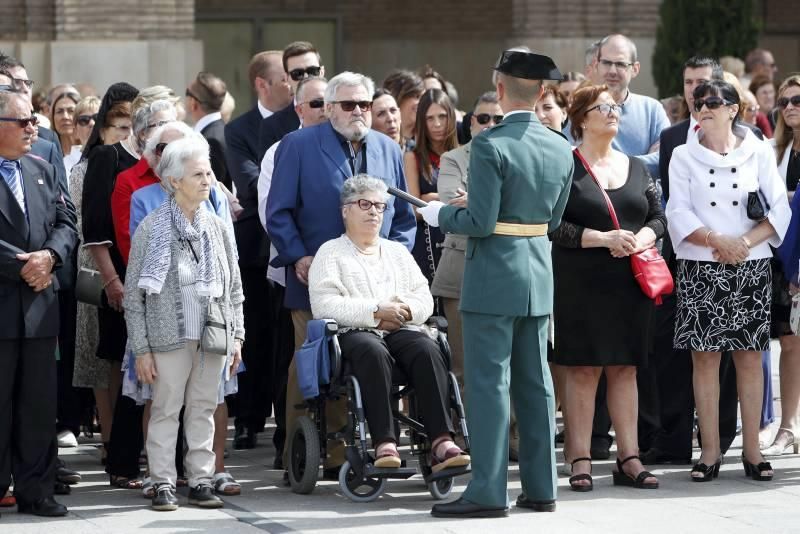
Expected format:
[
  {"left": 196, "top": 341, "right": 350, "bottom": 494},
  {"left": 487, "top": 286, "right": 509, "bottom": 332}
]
[
  {"left": 283, "top": 309, "right": 347, "bottom": 468},
  {"left": 147, "top": 342, "right": 226, "bottom": 488}
]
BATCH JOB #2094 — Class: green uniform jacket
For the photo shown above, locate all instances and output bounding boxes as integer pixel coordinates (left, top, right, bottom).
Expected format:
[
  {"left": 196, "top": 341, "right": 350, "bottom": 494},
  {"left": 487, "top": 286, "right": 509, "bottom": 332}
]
[{"left": 439, "top": 111, "right": 573, "bottom": 317}]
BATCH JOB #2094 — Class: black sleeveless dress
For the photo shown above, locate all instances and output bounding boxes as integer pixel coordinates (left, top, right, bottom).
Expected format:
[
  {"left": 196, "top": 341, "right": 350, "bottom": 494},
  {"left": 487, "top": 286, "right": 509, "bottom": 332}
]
[{"left": 411, "top": 152, "right": 444, "bottom": 285}]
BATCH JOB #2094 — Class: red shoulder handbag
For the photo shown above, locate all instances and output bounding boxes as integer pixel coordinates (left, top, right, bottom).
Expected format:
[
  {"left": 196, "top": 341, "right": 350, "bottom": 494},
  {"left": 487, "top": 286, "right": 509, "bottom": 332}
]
[{"left": 575, "top": 149, "right": 673, "bottom": 305}]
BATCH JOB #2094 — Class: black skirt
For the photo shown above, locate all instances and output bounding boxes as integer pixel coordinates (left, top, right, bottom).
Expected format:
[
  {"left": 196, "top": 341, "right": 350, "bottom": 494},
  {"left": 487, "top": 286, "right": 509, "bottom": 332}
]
[{"left": 674, "top": 259, "right": 771, "bottom": 352}]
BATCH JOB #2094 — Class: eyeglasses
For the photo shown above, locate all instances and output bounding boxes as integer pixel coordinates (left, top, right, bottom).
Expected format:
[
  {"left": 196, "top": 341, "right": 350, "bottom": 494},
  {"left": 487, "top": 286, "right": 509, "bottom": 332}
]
[
  {"left": 10, "top": 77, "right": 34, "bottom": 90},
  {"left": 185, "top": 88, "right": 204, "bottom": 104},
  {"left": 76, "top": 114, "right": 97, "bottom": 126},
  {"left": 776, "top": 95, "right": 800, "bottom": 109},
  {"left": 0, "top": 116, "right": 38, "bottom": 128},
  {"left": 693, "top": 96, "right": 733, "bottom": 112},
  {"left": 346, "top": 199, "right": 387, "bottom": 213},
  {"left": 598, "top": 58, "right": 633, "bottom": 71},
  {"left": 145, "top": 120, "right": 173, "bottom": 131},
  {"left": 288, "top": 66, "right": 322, "bottom": 81},
  {"left": 155, "top": 142, "right": 168, "bottom": 157},
  {"left": 303, "top": 98, "right": 325, "bottom": 109},
  {"left": 0, "top": 84, "right": 12, "bottom": 92},
  {"left": 586, "top": 103, "right": 621, "bottom": 116},
  {"left": 475, "top": 113, "right": 504, "bottom": 125},
  {"left": 332, "top": 100, "right": 372, "bottom": 112},
  {"left": 744, "top": 105, "right": 759, "bottom": 114}
]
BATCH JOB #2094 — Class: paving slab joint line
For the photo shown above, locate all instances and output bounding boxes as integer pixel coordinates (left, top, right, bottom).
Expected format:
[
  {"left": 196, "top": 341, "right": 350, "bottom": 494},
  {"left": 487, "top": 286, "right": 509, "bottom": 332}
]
[{"left": 218, "top": 497, "right": 296, "bottom": 533}]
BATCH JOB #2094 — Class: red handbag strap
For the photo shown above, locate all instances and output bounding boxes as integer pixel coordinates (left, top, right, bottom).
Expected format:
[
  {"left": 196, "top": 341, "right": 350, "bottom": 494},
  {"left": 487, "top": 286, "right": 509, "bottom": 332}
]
[{"left": 575, "top": 148, "right": 620, "bottom": 230}]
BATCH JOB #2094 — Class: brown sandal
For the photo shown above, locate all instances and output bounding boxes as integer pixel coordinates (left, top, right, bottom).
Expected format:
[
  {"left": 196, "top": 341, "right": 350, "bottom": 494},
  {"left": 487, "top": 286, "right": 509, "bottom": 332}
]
[
  {"left": 431, "top": 439, "right": 471, "bottom": 473},
  {"left": 374, "top": 442, "right": 401, "bottom": 468},
  {"left": 109, "top": 475, "right": 143, "bottom": 489}
]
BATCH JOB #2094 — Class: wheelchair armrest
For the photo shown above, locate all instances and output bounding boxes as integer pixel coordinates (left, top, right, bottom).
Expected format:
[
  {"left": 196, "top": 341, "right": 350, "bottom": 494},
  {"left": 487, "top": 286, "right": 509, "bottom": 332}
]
[
  {"left": 323, "top": 319, "right": 339, "bottom": 336},
  {"left": 427, "top": 315, "right": 448, "bottom": 334}
]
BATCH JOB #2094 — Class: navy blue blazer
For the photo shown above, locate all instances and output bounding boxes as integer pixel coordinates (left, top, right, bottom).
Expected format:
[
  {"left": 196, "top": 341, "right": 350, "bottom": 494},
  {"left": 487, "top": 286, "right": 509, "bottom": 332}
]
[
  {"left": 0, "top": 155, "right": 77, "bottom": 338},
  {"left": 257, "top": 102, "right": 300, "bottom": 161},
  {"left": 266, "top": 121, "right": 417, "bottom": 310}
]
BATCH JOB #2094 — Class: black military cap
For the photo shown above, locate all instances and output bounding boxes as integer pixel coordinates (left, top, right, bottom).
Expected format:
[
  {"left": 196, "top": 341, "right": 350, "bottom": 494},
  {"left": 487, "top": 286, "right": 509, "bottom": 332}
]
[{"left": 493, "top": 50, "right": 562, "bottom": 81}]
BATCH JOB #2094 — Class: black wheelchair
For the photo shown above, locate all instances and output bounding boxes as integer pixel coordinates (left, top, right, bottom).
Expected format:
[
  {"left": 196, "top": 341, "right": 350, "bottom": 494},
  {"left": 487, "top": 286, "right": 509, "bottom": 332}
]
[{"left": 287, "top": 317, "right": 471, "bottom": 502}]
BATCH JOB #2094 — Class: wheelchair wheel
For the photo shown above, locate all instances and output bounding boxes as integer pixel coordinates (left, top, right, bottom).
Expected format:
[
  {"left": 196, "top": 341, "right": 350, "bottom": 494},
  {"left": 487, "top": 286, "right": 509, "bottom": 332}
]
[
  {"left": 288, "top": 416, "right": 320, "bottom": 494},
  {"left": 338, "top": 460, "right": 387, "bottom": 502},
  {"left": 428, "top": 477, "right": 454, "bottom": 500}
]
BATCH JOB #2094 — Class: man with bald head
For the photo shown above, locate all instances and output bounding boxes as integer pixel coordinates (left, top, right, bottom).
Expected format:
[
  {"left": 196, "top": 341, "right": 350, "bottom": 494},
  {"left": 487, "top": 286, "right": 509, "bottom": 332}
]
[{"left": 0, "top": 90, "right": 77, "bottom": 517}]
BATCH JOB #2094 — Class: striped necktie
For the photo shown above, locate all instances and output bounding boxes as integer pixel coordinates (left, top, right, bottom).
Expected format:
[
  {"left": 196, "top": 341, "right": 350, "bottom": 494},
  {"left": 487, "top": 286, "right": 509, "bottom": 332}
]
[{"left": 0, "top": 159, "right": 25, "bottom": 213}]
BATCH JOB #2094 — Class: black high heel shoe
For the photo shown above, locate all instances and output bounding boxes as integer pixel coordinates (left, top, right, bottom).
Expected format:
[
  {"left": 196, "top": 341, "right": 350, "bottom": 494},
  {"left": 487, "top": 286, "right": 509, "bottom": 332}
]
[
  {"left": 742, "top": 454, "right": 773, "bottom": 481},
  {"left": 690, "top": 457, "right": 721, "bottom": 482},
  {"left": 612, "top": 456, "right": 658, "bottom": 489}
]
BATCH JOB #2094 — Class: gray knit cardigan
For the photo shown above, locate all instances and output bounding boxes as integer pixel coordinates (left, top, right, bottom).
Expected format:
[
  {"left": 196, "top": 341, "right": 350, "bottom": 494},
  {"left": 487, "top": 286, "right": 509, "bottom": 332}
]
[{"left": 123, "top": 210, "right": 245, "bottom": 356}]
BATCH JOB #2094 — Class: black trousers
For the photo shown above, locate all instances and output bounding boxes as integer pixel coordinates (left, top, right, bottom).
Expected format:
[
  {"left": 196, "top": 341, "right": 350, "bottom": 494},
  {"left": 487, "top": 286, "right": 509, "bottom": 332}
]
[
  {"left": 106, "top": 391, "right": 144, "bottom": 478},
  {"left": 269, "top": 284, "right": 294, "bottom": 454},
  {"left": 232, "top": 265, "right": 275, "bottom": 434},
  {"left": 339, "top": 329, "right": 454, "bottom": 446},
  {"left": 642, "top": 293, "right": 738, "bottom": 457},
  {"left": 56, "top": 290, "right": 88, "bottom": 436},
  {"left": 0, "top": 337, "right": 58, "bottom": 503}
]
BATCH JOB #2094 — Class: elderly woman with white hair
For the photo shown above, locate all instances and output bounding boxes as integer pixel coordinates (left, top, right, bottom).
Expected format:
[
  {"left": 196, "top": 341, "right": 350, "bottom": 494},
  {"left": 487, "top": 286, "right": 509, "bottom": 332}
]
[
  {"left": 124, "top": 136, "right": 244, "bottom": 511},
  {"left": 308, "top": 174, "right": 469, "bottom": 471}
]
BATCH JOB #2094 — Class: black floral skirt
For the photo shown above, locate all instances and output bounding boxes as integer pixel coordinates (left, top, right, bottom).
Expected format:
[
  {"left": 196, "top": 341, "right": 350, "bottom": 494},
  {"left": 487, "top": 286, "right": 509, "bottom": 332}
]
[{"left": 674, "top": 259, "right": 771, "bottom": 352}]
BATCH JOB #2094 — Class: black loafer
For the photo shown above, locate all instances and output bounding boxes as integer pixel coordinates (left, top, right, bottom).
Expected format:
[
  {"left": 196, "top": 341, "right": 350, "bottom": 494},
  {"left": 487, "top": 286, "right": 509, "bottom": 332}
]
[
  {"left": 431, "top": 497, "right": 509, "bottom": 518},
  {"left": 516, "top": 494, "right": 556, "bottom": 512},
  {"left": 17, "top": 496, "right": 68, "bottom": 517},
  {"left": 233, "top": 428, "right": 258, "bottom": 450},
  {"left": 54, "top": 481, "right": 71, "bottom": 495},
  {"left": 273, "top": 455, "right": 284, "bottom": 470}
]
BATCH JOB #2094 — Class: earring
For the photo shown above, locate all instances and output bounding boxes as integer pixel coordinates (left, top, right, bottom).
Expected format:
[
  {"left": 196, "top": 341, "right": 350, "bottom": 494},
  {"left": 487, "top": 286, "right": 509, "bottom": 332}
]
[{"left": 581, "top": 124, "right": 586, "bottom": 129}]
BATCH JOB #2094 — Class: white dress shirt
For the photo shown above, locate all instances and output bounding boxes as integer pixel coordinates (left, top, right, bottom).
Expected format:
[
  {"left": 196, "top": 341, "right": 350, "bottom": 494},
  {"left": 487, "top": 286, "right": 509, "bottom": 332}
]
[
  {"left": 257, "top": 100, "right": 274, "bottom": 119},
  {"left": 666, "top": 125, "right": 791, "bottom": 261},
  {"left": 258, "top": 139, "right": 284, "bottom": 286},
  {"left": 193, "top": 111, "right": 222, "bottom": 133}
]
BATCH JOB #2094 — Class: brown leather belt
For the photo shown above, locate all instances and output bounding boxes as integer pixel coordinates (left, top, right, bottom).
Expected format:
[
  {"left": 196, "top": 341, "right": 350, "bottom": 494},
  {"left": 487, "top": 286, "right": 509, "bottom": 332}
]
[{"left": 493, "top": 221, "right": 548, "bottom": 237}]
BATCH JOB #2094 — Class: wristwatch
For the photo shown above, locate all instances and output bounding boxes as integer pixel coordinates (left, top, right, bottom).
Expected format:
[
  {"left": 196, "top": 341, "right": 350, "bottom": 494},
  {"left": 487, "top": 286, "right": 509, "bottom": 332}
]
[{"left": 44, "top": 248, "right": 57, "bottom": 270}]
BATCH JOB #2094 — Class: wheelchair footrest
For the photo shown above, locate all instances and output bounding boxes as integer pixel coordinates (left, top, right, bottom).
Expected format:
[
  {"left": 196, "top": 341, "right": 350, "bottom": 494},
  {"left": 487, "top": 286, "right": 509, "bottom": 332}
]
[
  {"left": 364, "top": 465, "right": 417, "bottom": 480},
  {"left": 424, "top": 466, "right": 471, "bottom": 483}
]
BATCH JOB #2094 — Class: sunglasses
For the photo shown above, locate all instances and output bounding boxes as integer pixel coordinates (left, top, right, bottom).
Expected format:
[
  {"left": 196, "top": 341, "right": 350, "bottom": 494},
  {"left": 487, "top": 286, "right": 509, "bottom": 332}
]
[
  {"left": 155, "top": 142, "right": 168, "bottom": 157},
  {"left": 332, "top": 100, "right": 372, "bottom": 112},
  {"left": 346, "top": 199, "right": 387, "bottom": 213},
  {"left": 587, "top": 103, "right": 621, "bottom": 115},
  {"left": 693, "top": 96, "right": 732, "bottom": 112},
  {"left": 145, "top": 119, "right": 173, "bottom": 131},
  {"left": 0, "top": 116, "right": 38, "bottom": 128},
  {"left": 288, "top": 66, "right": 322, "bottom": 81},
  {"left": 304, "top": 98, "right": 325, "bottom": 109},
  {"left": 185, "top": 88, "right": 204, "bottom": 104},
  {"left": 777, "top": 95, "right": 800, "bottom": 109},
  {"left": 76, "top": 114, "right": 97, "bottom": 126},
  {"left": 475, "top": 113, "right": 504, "bottom": 125}
]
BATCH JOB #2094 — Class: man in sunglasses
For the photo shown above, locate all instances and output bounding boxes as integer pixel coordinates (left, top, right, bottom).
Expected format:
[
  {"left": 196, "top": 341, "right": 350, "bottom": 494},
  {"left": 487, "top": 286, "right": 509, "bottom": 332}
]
[
  {"left": 644, "top": 56, "right": 765, "bottom": 468},
  {"left": 186, "top": 71, "right": 231, "bottom": 190},
  {"left": 257, "top": 41, "right": 325, "bottom": 160},
  {"left": 255, "top": 75, "right": 328, "bottom": 469},
  {"left": 267, "top": 71, "right": 415, "bottom": 476},
  {"left": 0, "top": 90, "right": 78, "bottom": 518},
  {"left": 224, "top": 49, "right": 292, "bottom": 451}
]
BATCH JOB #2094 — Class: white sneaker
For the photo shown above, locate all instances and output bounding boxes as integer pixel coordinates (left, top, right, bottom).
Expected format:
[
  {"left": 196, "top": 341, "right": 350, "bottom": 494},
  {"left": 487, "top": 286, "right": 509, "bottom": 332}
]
[{"left": 57, "top": 430, "right": 78, "bottom": 448}]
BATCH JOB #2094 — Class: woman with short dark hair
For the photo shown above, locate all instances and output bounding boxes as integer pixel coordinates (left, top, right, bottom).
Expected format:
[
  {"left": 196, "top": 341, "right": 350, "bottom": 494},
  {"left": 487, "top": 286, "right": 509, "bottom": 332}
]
[{"left": 667, "top": 80, "right": 790, "bottom": 482}]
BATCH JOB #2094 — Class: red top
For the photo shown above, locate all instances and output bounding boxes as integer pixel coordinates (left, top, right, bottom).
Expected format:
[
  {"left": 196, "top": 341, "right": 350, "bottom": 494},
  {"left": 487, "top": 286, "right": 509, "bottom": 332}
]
[
  {"left": 110, "top": 157, "right": 159, "bottom": 264},
  {"left": 755, "top": 112, "right": 773, "bottom": 138}
]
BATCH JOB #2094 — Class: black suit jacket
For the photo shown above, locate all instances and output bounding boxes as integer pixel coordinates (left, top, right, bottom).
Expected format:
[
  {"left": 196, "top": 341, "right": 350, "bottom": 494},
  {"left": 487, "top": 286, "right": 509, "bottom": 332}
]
[
  {"left": 200, "top": 118, "right": 231, "bottom": 190},
  {"left": 0, "top": 155, "right": 77, "bottom": 339},
  {"left": 224, "top": 105, "right": 269, "bottom": 264},
  {"left": 257, "top": 102, "right": 300, "bottom": 161}
]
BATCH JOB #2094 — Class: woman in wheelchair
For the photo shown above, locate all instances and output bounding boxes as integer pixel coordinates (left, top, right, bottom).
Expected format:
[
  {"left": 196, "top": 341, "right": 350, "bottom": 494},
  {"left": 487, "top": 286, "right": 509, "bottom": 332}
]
[{"left": 308, "top": 174, "right": 470, "bottom": 472}]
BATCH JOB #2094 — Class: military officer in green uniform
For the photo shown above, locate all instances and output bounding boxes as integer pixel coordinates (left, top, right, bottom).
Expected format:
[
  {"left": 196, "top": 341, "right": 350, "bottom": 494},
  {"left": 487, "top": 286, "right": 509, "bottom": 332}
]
[{"left": 420, "top": 49, "right": 574, "bottom": 518}]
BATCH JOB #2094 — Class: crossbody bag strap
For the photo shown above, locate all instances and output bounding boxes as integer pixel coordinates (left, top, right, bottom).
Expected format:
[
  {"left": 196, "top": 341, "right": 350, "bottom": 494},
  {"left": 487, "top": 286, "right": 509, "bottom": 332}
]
[{"left": 574, "top": 148, "right": 621, "bottom": 230}]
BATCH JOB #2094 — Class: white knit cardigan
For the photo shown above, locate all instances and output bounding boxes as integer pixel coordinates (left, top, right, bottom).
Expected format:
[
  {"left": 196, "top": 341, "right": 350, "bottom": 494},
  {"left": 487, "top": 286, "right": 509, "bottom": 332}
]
[{"left": 308, "top": 235, "right": 434, "bottom": 329}]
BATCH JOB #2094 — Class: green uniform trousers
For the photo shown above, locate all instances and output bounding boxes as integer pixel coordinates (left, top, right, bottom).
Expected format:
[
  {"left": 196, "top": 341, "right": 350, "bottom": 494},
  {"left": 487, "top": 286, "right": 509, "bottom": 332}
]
[{"left": 460, "top": 311, "right": 556, "bottom": 507}]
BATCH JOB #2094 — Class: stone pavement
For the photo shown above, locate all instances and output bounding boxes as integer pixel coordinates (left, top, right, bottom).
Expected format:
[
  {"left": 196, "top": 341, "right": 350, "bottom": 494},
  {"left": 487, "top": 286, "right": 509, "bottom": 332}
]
[
  {"left": 4, "top": 420, "right": 800, "bottom": 534},
  {"left": 5, "top": 348, "right": 800, "bottom": 533}
]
